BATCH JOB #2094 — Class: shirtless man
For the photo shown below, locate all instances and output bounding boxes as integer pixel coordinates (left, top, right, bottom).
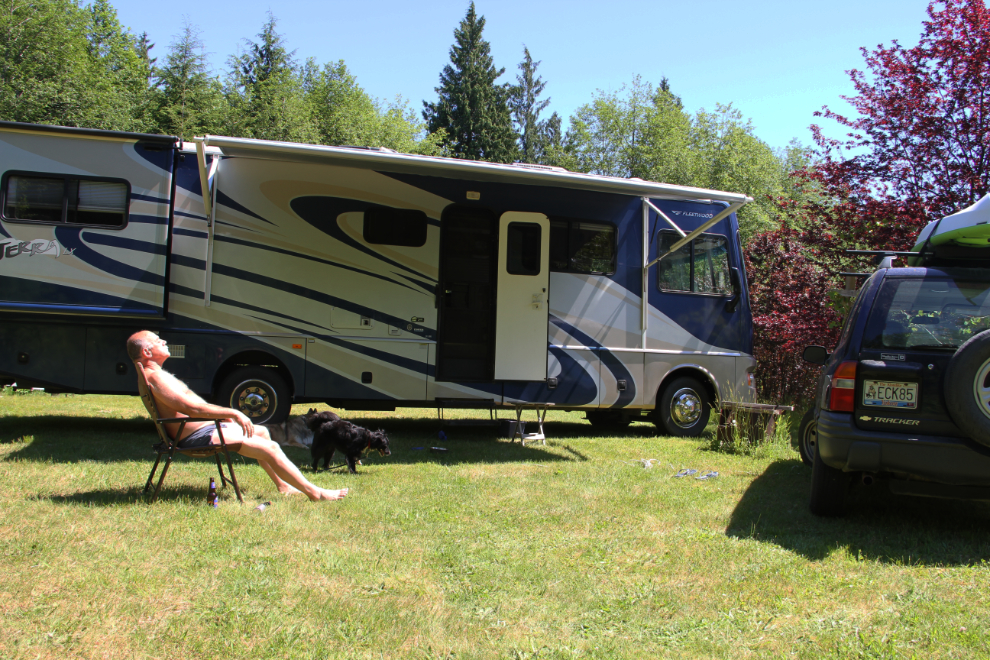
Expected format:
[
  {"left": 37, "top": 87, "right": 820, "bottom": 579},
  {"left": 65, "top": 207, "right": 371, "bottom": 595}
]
[{"left": 127, "top": 330, "right": 347, "bottom": 502}]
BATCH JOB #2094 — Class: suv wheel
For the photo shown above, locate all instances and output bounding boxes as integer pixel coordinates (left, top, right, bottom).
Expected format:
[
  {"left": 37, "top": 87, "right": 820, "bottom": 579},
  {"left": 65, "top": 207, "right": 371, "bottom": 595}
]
[
  {"left": 797, "top": 410, "right": 817, "bottom": 467},
  {"left": 945, "top": 329, "right": 990, "bottom": 446},
  {"left": 809, "top": 442, "right": 851, "bottom": 517}
]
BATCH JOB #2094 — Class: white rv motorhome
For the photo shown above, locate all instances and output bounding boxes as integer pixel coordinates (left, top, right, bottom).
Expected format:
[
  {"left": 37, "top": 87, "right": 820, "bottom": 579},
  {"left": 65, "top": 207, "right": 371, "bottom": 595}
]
[{"left": 0, "top": 121, "right": 756, "bottom": 435}]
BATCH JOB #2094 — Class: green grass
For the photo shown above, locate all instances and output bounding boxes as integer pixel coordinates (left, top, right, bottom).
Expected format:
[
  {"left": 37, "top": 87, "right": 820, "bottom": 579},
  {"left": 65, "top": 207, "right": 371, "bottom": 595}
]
[{"left": 1, "top": 389, "right": 989, "bottom": 659}]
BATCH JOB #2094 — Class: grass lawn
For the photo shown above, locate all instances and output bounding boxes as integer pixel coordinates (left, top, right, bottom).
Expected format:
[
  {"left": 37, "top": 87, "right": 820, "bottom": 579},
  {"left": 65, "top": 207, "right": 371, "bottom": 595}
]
[{"left": 1, "top": 389, "right": 989, "bottom": 659}]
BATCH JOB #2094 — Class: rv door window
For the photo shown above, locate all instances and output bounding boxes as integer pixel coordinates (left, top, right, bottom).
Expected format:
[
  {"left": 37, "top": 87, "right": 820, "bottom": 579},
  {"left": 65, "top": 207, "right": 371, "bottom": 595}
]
[
  {"left": 657, "top": 231, "right": 732, "bottom": 295},
  {"left": 506, "top": 222, "right": 542, "bottom": 275},
  {"left": 363, "top": 206, "right": 428, "bottom": 247},
  {"left": 3, "top": 172, "right": 128, "bottom": 228},
  {"left": 549, "top": 218, "right": 615, "bottom": 274}
]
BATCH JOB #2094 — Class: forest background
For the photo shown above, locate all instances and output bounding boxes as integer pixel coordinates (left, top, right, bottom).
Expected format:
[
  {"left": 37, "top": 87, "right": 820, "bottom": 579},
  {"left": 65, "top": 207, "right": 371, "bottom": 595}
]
[{"left": 2, "top": 0, "right": 988, "bottom": 404}]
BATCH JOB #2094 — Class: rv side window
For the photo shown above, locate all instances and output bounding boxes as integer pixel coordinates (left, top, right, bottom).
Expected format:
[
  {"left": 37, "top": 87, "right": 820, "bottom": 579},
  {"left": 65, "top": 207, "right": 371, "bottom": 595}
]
[
  {"left": 549, "top": 218, "right": 615, "bottom": 274},
  {"left": 363, "top": 206, "right": 428, "bottom": 247},
  {"left": 506, "top": 222, "right": 542, "bottom": 276},
  {"left": 657, "top": 231, "right": 732, "bottom": 295},
  {"left": 2, "top": 172, "right": 128, "bottom": 228}
]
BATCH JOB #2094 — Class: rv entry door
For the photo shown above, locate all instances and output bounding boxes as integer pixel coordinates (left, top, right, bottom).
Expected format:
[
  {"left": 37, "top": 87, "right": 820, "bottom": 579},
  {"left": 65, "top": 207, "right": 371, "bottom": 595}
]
[{"left": 494, "top": 212, "right": 550, "bottom": 381}]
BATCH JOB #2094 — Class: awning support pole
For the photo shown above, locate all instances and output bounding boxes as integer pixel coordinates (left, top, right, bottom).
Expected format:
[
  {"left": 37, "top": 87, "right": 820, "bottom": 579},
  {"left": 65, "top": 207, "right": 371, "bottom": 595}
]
[{"left": 646, "top": 200, "right": 749, "bottom": 268}]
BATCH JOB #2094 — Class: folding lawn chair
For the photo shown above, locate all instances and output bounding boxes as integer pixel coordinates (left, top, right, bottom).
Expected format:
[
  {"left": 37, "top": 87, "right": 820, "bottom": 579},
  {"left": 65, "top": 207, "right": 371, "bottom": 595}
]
[{"left": 136, "top": 366, "right": 244, "bottom": 504}]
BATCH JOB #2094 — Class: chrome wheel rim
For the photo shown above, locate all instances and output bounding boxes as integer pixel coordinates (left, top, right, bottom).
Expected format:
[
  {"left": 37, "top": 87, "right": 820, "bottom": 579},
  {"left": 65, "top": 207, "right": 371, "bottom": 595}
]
[
  {"left": 670, "top": 388, "right": 702, "bottom": 428},
  {"left": 976, "top": 357, "right": 990, "bottom": 421},
  {"left": 234, "top": 382, "right": 273, "bottom": 419}
]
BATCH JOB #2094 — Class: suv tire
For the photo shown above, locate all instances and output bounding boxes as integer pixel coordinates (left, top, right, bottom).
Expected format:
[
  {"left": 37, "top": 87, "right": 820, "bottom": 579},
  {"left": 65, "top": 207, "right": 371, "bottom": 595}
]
[
  {"left": 798, "top": 410, "right": 817, "bottom": 467},
  {"left": 944, "top": 329, "right": 990, "bottom": 447},
  {"left": 809, "top": 441, "right": 850, "bottom": 517}
]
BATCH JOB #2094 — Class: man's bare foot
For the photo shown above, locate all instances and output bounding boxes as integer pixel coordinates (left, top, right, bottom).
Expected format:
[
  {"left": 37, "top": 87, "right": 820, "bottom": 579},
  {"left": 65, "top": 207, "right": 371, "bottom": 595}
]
[
  {"left": 278, "top": 485, "right": 303, "bottom": 496},
  {"left": 313, "top": 487, "right": 348, "bottom": 501}
]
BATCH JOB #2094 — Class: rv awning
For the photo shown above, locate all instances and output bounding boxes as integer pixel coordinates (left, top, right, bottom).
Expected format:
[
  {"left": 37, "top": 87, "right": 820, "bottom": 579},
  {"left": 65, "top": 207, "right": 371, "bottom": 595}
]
[{"left": 197, "top": 134, "right": 753, "bottom": 206}]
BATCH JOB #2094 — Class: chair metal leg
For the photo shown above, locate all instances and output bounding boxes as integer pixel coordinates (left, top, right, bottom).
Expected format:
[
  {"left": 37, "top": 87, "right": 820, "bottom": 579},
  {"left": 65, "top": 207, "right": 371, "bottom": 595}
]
[
  {"left": 144, "top": 453, "right": 163, "bottom": 493},
  {"left": 150, "top": 450, "right": 175, "bottom": 503},
  {"left": 214, "top": 422, "right": 244, "bottom": 503}
]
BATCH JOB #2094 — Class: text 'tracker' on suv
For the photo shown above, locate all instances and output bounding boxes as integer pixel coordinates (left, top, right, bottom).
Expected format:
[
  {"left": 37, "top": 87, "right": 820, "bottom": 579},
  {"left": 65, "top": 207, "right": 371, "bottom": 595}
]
[{"left": 802, "top": 260, "right": 990, "bottom": 516}]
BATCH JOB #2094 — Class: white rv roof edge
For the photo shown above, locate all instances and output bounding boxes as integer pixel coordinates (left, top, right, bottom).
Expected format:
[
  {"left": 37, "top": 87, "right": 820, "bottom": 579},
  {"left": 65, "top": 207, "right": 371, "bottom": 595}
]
[{"left": 200, "top": 134, "right": 753, "bottom": 205}]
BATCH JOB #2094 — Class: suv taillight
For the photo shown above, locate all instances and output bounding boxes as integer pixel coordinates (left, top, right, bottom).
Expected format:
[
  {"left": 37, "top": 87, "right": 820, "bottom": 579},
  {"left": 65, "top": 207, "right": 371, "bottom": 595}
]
[{"left": 827, "top": 361, "right": 858, "bottom": 412}]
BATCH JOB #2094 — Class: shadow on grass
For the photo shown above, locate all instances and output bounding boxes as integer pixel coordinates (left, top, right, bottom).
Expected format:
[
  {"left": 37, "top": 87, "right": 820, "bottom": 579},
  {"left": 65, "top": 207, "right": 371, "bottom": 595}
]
[
  {"left": 726, "top": 459, "right": 990, "bottom": 566},
  {"left": 37, "top": 484, "right": 215, "bottom": 506},
  {"left": 0, "top": 415, "right": 591, "bottom": 467}
]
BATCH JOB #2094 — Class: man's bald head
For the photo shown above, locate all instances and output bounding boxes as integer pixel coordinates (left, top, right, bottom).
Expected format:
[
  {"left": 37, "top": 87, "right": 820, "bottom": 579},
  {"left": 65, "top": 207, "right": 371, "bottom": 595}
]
[{"left": 126, "top": 330, "right": 157, "bottom": 361}]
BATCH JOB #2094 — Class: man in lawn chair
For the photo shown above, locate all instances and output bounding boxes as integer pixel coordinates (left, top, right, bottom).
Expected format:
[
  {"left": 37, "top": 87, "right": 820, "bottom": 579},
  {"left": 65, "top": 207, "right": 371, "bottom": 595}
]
[{"left": 127, "top": 330, "right": 348, "bottom": 502}]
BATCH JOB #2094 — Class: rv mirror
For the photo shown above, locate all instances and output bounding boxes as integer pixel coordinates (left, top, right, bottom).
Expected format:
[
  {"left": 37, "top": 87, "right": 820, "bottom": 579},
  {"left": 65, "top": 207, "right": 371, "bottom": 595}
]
[{"left": 802, "top": 345, "right": 830, "bottom": 365}]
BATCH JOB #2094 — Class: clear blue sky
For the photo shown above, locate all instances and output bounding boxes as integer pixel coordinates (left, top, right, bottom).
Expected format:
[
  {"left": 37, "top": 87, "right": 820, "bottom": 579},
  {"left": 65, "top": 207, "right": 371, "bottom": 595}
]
[{"left": 110, "top": 0, "right": 934, "bottom": 151}]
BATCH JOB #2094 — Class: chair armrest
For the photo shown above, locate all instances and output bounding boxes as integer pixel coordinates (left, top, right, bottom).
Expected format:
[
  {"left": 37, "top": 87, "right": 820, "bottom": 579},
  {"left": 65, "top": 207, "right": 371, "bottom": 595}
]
[{"left": 155, "top": 417, "right": 226, "bottom": 424}]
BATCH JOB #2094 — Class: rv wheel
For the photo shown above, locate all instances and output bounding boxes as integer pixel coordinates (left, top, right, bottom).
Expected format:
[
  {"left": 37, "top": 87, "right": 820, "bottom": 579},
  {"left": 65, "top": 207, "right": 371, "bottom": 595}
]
[
  {"left": 655, "top": 376, "right": 711, "bottom": 437},
  {"left": 944, "top": 329, "right": 990, "bottom": 447},
  {"left": 217, "top": 367, "right": 291, "bottom": 426}
]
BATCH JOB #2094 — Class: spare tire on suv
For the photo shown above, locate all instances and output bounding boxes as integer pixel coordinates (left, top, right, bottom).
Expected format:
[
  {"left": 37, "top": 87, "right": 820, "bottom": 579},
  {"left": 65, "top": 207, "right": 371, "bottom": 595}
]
[{"left": 944, "top": 328, "right": 990, "bottom": 446}]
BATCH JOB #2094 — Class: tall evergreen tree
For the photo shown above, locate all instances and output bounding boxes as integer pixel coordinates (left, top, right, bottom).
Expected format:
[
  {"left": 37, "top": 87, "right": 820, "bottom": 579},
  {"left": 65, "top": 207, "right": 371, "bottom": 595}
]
[
  {"left": 422, "top": 3, "right": 517, "bottom": 162},
  {"left": 509, "top": 46, "right": 561, "bottom": 165},
  {"left": 154, "top": 22, "right": 226, "bottom": 139},
  {"left": 225, "top": 13, "right": 315, "bottom": 142}
]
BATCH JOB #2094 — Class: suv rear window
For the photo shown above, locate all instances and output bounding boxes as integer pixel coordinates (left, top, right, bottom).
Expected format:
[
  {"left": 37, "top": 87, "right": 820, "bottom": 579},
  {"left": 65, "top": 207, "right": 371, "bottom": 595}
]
[{"left": 864, "top": 276, "right": 990, "bottom": 350}]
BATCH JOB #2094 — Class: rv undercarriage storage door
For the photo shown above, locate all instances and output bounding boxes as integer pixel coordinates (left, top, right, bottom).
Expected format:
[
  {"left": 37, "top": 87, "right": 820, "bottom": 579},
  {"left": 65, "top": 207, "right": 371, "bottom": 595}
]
[{"left": 494, "top": 212, "right": 550, "bottom": 381}]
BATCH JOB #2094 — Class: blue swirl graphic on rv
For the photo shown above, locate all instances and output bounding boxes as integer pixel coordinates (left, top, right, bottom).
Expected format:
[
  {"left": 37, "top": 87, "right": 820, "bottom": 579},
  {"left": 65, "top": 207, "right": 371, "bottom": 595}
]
[{"left": 549, "top": 315, "right": 636, "bottom": 408}]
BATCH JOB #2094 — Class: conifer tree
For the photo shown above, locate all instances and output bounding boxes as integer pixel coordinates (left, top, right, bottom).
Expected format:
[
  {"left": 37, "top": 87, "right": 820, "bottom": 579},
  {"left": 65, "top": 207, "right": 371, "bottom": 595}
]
[
  {"left": 154, "top": 22, "right": 225, "bottom": 139},
  {"left": 225, "top": 13, "right": 315, "bottom": 142},
  {"left": 423, "top": 3, "right": 517, "bottom": 162},
  {"left": 510, "top": 46, "right": 560, "bottom": 164}
]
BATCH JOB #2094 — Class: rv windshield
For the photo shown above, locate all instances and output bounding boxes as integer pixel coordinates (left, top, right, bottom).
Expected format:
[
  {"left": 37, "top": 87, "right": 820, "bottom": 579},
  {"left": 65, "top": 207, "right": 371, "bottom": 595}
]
[{"left": 864, "top": 276, "right": 990, "bottom": 350}]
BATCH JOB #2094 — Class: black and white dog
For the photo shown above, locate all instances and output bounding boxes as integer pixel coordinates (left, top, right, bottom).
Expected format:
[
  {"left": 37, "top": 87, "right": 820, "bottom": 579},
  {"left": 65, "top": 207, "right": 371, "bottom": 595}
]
[{"left": 306, "top": 412, "right": 390, "bottom": 473}]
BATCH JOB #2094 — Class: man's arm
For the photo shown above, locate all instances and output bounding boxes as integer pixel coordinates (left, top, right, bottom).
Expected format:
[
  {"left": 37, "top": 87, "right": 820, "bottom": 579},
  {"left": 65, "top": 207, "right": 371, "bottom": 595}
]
[{"left": 145, "top": 367, "right": 255, "bottom": 437}]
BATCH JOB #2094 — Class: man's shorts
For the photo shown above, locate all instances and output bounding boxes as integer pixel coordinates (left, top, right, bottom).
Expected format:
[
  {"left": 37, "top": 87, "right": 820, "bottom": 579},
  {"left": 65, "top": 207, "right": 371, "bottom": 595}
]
[{"left": 177, "top": 424, "right": 221, "bottom": 449}]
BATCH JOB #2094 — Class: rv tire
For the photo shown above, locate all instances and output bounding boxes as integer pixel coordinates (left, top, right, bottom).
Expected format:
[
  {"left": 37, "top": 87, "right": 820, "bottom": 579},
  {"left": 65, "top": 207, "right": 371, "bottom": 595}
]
[
  {"left": 655, "top": 376, "right": 711, "bottom": 437},
  {"left": 217, "top": 367, "right": 291, "bottom": 426}
]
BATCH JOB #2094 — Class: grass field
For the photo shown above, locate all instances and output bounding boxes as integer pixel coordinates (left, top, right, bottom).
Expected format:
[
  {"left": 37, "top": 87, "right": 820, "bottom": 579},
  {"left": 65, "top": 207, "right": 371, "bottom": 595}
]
[{"left": 1, "top": 388, "right": 989, "bottom": 659}]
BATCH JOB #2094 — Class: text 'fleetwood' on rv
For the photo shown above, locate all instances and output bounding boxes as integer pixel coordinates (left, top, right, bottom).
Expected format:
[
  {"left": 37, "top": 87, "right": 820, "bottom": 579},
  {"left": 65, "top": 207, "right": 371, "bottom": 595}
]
[{"left": 0, "top": 120, "right": 756, "bottom": 435}]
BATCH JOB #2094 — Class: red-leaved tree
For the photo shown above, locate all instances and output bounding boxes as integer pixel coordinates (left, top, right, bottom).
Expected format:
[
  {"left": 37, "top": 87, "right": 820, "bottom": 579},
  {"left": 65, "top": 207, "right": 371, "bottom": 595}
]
[{"left": 748, "top": 0, "right": 990, "bottom": 403}]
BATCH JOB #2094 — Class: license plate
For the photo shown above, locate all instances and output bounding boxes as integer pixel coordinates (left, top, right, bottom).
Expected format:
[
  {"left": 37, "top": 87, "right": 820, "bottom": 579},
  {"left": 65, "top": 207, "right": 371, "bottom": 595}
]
[{"left": 862, "top": 380, "right": 918, "bottom": 409}]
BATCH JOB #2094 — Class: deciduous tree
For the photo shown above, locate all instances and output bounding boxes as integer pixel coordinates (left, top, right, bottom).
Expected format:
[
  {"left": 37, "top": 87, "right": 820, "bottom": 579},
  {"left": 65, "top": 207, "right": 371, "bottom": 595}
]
[
  {"left": 304, "top": 60, "right": 442, "bottom": 154},
  {"left": 746, "top": 0, "right": 990, "bottom": 403}
]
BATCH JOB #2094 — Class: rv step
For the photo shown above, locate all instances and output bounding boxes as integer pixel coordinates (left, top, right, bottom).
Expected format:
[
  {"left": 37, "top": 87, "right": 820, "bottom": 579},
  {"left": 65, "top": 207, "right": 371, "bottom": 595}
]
[
  {"left": 435, "top": 398, "right": 496, "bottom": 409},
  {"left": 436, "top": 398, "right": 498, "bottom": 427},
  {"left": 441, "top": 419, "right": 501, "bottom": 427}
]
